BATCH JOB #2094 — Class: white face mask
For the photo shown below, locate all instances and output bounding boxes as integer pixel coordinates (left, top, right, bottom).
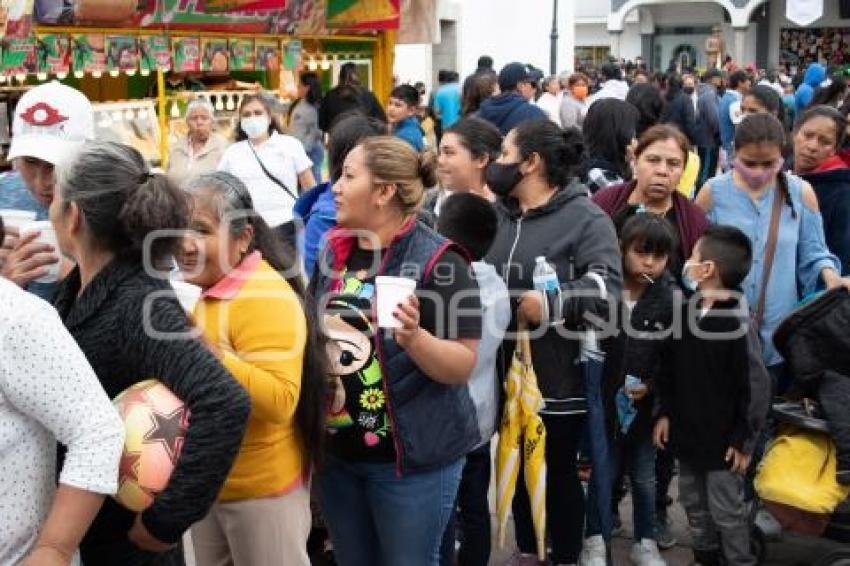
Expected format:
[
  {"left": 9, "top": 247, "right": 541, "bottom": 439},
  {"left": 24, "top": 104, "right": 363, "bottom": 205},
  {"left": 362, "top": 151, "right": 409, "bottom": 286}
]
[{"left": 241, "top": 115, "right": 270, "bottom": 139}]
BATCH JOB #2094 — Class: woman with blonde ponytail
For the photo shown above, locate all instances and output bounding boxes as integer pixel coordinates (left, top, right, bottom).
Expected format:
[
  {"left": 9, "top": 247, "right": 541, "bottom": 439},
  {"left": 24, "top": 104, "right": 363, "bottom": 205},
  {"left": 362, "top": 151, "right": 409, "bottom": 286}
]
[{"left": 311, "top": 136, "right": 483, "bottom": 565}]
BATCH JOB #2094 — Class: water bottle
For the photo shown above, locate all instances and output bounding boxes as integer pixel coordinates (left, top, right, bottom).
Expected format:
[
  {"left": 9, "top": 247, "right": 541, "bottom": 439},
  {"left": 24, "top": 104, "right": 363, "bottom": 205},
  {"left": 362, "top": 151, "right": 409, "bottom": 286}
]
[{"left": 532, "top": 256, "right": 562, "bottom": 324}]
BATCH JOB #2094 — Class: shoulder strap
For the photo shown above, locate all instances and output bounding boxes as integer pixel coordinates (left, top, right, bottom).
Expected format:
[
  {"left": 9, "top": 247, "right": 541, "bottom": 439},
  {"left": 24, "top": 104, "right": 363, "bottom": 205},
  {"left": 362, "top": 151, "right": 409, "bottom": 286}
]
[
  {"left": 754, "top": 182, "right": 783, "bottom": 329},
  {"left": 247, "top": 141, "right": 298, "bottom": 201}
]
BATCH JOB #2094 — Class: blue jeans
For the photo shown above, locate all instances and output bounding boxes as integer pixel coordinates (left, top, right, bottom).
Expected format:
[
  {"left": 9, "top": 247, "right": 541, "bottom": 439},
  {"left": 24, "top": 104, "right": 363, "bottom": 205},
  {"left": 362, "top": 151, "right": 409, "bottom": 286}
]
[
  {"left": 440, "top": 441, "right": 492, "bottom": 566},
  {"left": 308, "top": 142, "right": 325, "bottom": 184},
  {"left": 588, "top": 430, "right": 657, "bottom": 541},
  {"left": 316, "top": 455, "right": 464, "bottom": 566}
]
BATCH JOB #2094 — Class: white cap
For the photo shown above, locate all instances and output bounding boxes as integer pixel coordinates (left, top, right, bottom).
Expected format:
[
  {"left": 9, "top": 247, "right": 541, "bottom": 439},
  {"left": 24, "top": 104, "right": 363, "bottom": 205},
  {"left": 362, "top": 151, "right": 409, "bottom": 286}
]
[{"left": 7, "top": 81, "right": 95, "bottom": 165}]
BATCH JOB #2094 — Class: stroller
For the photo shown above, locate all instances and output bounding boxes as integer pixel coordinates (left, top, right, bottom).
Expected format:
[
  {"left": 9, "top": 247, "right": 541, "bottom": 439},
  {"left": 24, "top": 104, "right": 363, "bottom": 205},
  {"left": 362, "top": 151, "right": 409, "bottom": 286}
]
[{"left": 751, "top": 288, "right": 850, "bottom": 566}]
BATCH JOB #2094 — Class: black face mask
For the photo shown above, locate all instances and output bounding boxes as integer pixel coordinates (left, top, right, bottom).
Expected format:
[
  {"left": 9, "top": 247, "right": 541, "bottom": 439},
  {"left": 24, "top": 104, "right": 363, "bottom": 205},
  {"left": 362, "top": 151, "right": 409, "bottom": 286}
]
[
  {"left": 485, "top": 161, "right": 524, "bottom": 197},
  {"left": 683, "top": 87, "right": 695, "bottom": 95}
]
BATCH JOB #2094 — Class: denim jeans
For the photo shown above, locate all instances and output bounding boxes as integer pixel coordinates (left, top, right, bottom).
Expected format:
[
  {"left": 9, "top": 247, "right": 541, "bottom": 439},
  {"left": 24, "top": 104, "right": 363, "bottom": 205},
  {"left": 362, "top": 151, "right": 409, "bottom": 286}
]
[
  {"left": 316, "top": 455, "right": 464, "bottom": 566},
  {"left": 440, "top": 441, "right": 492, "bottom": 566},
  {"left": 587, "top": 430, "right": 657, "bottom": 541}
]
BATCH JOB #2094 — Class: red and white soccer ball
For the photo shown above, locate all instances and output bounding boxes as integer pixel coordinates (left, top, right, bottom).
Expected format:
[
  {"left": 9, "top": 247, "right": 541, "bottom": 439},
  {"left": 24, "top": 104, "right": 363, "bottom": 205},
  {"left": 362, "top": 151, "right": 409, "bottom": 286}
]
[{"left": 112, "top": 379, "right": 190, "bottom": 512}]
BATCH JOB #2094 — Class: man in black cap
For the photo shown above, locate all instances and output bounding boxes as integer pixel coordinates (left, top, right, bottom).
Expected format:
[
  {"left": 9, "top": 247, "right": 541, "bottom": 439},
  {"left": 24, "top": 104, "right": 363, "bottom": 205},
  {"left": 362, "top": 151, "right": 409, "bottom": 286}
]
[{"left": 476, "top": 62, "right": 547, "bottom": 135}]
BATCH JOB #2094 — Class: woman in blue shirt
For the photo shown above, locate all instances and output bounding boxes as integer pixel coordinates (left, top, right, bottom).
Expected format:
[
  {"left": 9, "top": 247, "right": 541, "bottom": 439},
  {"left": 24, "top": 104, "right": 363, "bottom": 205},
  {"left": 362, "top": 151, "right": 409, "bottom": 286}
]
[{"left": 696, "top": 113, "right": 849, "bottom": 388}]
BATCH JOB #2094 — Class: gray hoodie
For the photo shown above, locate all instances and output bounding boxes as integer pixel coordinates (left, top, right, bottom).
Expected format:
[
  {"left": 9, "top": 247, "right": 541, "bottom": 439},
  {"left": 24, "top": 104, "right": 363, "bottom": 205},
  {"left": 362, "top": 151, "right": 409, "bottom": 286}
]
[{"left": 486, "top": 180, "right": 622, "bottom": 410}]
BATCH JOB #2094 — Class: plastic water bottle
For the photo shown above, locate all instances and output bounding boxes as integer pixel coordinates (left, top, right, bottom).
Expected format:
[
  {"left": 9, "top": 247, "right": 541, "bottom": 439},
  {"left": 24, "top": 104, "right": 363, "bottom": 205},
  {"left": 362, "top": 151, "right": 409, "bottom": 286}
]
[{"left": 532, "top": 256, "right": 562, "bottom": 324}]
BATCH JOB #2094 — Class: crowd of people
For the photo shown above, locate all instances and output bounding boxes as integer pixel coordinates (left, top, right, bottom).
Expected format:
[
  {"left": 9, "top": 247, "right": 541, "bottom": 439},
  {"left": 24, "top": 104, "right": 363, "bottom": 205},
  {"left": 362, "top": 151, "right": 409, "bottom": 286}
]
[{"left": 3, "top": 50, "right": 850, "bottom": 566}]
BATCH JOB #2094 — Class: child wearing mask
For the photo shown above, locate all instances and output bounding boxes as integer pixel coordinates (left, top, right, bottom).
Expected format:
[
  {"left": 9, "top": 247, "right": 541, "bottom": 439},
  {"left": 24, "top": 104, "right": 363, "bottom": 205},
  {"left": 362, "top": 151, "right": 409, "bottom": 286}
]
[
  {"left": 654, "top": 225, "right": 755, "bottom": 566},
  {"left": 436, "top": 193, "right": 510, "bottom": 566},
  {"left": 559, "top": 72, "right": 589, "bottom": 130},
  {"left": 388, "top": 84, "right": 426, "bottom": 151}
]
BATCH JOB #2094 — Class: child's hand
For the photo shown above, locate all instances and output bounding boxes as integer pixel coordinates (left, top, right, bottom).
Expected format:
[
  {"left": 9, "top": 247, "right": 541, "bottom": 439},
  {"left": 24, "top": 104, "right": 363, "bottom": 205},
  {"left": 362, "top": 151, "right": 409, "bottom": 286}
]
[
  {"left": 653, "top": 417, "right": 669, "bottom": 449},
  {"left": 725, "top": 447, "right": 752, "bottom": 475},
  {"left": 627, "top": 383, "right": 648, "bottom": 401}
]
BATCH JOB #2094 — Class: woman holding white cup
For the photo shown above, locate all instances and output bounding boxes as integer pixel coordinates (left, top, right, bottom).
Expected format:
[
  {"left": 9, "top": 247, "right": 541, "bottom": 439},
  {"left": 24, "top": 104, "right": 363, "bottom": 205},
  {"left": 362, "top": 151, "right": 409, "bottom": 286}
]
[{"left": 311, "top": 135, "right": 483, "bottom": 565}]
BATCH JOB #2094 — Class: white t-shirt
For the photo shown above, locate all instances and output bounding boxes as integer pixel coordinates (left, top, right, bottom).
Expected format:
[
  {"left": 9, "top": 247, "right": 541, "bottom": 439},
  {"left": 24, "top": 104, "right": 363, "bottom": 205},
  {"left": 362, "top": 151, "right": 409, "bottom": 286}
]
[
  {"left": 217, "top": 132, "right": 313, "bottom": 227},
  {"left": 0, "top": 278, "right": 124, "bottom": 565}
]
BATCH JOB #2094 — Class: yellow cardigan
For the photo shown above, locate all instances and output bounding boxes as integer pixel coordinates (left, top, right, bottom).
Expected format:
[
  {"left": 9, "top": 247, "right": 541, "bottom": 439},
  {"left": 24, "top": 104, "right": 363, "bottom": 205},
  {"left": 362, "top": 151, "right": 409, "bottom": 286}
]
[{"left": 193, "top": 252, "right": 306, "bottom": 501}]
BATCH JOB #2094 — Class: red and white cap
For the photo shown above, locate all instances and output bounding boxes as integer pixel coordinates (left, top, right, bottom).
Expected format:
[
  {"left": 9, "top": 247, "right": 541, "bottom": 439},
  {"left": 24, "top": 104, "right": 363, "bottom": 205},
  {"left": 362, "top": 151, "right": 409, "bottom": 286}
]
[{"left": 7, "top": 81, "right": 94, "bottom": 165}]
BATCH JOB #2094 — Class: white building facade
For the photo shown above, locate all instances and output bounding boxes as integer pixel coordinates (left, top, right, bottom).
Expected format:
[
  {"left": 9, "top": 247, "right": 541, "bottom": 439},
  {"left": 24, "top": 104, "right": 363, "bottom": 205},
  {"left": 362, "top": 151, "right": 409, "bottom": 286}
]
[
  {"left": 577, "top": 0, "right": 850, "bottom": 73},
  {"left": 394, "top": 0, "right": 576, "bottom": 91}
]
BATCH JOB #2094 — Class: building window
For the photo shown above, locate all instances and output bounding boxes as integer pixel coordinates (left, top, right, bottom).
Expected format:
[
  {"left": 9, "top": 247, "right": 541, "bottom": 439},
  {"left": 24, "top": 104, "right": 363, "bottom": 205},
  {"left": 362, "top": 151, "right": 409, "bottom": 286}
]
[{"left": 575, "top": 46, "right": 611, "bottom": 68}]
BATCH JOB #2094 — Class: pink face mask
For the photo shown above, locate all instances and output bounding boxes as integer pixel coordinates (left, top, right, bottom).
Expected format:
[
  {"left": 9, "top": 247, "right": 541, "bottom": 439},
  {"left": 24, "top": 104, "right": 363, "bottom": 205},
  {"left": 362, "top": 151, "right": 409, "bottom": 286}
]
[{"left": 733, "top": 158, "right": 784, "bottom": 189}]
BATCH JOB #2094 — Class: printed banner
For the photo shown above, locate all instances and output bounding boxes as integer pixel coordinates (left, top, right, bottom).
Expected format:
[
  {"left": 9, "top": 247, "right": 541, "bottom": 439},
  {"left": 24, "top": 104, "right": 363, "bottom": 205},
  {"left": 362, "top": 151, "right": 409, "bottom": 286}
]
[
  {"left": 173, "top": 37, "right": 201, "bottom": 73},
  {"left": 2, "top": 0, "right": 33, "bottom": 40},
  {"left": 106, "top": 35, "right": 139, "bottom": 73},
  {"left": 283, "top": 39, "right": 302, "bottom": 71},
  {"left": 201, "top": 37, "right": 229, "bottom": 72},
  {"left": 140, "top": 36, "right": 171, "bottom": 73},
  {"left": 35, "top": 0, "right": 318, "bottom": 34},
  {"left": 255, "top": 39, "right": 280, "bottom": 72},
  {"left": 202, "top": 0, "right": 286, "bottom": 12},
  {"left": 71, "top": 33, "right": 106, "bottom": 75},
  {"left": 1, "top": 36, "right": 35, "bottom": 74},
  {"left": 36, "top": 33, "right": 70, "bottom": 75},
  {"left": 326, "top": 0, "right": 399, "bottom": 30},
  {"left": 229, "top": 39, "right": 255, "bottom": 71}
]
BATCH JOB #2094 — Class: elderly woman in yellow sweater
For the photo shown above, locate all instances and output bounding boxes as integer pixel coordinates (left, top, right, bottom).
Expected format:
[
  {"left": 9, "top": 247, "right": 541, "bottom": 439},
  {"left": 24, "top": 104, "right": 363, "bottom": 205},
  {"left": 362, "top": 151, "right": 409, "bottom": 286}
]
[{"left": 178, "top": 171, "right": 326, "bottom": 566}]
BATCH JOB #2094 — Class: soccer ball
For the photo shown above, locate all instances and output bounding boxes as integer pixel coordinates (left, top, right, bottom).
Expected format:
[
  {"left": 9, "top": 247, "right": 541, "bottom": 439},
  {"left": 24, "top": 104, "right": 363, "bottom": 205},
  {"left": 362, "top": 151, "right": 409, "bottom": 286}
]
[{"left": 112, "top": 379, "right": 190, "bottom": 512}]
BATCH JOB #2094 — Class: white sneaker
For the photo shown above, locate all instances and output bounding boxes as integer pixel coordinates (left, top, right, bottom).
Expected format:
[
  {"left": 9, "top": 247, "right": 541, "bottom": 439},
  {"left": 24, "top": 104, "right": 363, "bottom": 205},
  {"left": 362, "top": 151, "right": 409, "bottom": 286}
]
[
  {"left": 578, "top": 535, "right": 606, "bottom": 566},
  {"left": 755, "top": 507, "right": 782, "bottom": 540},
  {"left": 629, "top": 539, "right": 667, "bottom": 566}
]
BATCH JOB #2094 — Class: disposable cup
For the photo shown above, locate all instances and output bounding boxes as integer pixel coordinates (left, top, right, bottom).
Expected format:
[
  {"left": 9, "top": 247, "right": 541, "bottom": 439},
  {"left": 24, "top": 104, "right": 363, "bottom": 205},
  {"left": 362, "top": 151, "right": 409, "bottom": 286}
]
[
  {"left": 0, "top": 209, "right": 37, "bottom": 232},
  {"left": 375, "top": 276, "right": 417, "bottom": 329},
  {"left": 20, "top": 220, "right": 60, "bottom": 283}
]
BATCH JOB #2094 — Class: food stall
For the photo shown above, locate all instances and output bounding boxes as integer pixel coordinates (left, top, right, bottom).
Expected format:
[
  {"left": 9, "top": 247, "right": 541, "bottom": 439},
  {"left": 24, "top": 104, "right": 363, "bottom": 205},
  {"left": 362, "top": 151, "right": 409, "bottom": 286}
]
[{"left": 0, "top": 0, "right": 399, "bottom": 167}]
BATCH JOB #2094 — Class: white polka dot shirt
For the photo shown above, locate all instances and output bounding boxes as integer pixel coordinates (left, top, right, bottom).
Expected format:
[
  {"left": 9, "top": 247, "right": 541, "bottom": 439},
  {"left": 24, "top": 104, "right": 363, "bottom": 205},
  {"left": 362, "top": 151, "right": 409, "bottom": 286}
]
[{"left": 0, "top": 277, "right": 124, "bottom": 565}]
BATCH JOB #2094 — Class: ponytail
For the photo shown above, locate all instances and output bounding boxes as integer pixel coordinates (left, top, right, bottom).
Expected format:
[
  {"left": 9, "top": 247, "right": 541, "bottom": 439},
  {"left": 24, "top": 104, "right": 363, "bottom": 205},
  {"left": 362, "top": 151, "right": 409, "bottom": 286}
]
[{"left": 57, "top": 141, "right": 188, "bottom": 266}]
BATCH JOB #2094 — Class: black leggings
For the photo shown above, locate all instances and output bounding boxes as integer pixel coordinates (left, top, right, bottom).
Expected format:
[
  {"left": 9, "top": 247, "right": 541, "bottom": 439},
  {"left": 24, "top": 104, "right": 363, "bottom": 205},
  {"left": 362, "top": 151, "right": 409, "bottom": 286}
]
[{"left": 513, "top": 413, "right": 586, "bottom": 564}]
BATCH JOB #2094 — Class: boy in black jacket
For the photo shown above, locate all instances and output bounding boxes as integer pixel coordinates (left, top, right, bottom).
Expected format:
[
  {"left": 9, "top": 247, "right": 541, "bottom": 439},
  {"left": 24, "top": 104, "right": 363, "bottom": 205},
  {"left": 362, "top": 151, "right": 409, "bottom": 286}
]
[{"left": 654, "top": 225, "right": 755, "bottom": 566}]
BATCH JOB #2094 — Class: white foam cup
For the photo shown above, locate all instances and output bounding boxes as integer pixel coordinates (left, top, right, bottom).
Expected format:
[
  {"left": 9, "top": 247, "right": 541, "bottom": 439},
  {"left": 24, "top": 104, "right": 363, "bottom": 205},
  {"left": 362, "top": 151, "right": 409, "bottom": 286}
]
[
  {"left": 375, "top": 276, "right": 417, "bottom": 329},
  {"left": 20, "top": 220, "right": 60, "bottom": 283},
  {"left": 0, "top": 209, "right": 37, "bottom": 232}
]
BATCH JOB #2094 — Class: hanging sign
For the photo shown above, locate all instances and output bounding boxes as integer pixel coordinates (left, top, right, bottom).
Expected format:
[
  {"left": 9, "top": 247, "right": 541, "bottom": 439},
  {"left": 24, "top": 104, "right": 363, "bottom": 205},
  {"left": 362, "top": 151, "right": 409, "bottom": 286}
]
[
  {"left": 36, "top": 33, "right": 70, "bottom": 75},
  {"left": 140, "top": 36, "right": 171, "bottom": 73},
  {"left": 786, "top": 0, "right": 824, "bottom": 27},
  {"left": 72, "top": 33, "right": 106, "bottom": 75},
  {"left": 229, "top": 39, "right": 255, "bottom": 71},
  {"left": 173, "top": 37, "right": 201, "bottom": 73},
  {"left": 106, "top": 35, "right": 139, "bottom": 73},
  {"left": 1, "top": 35, "right": 35, "bottom": 74},
  {"left": 255, "top": 39, "right": 280, "bottom": 71},
  {"left": 283, "top": 39, "right": 301, "bottom": 71},
  {"left": 201, "top": 37, "right": 229, "bottom": 72}
]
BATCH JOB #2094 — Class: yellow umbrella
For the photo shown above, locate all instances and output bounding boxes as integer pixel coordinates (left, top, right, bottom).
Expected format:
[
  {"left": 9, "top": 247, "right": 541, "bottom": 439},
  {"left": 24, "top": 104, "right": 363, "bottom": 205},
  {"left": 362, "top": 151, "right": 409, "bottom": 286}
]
[{"left": 496, "top": 331, "right": 548, "bottom": 561}]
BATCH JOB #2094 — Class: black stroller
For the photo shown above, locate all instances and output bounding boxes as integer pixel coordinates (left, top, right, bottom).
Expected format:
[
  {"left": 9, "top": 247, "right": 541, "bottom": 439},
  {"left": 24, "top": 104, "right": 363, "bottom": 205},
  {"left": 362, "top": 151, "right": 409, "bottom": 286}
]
[{"left": 750, "top": 288, "right": 850, "bottom": 565}]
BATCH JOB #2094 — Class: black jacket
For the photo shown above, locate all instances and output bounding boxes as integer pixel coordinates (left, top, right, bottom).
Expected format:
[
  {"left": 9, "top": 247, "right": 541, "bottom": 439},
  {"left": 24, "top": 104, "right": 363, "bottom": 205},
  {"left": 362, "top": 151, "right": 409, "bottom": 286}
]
[
  {"left": 486, "top": 180, "right": 622, "bottom": 409},
  {"left": 54, "top": 256, "right": 251, "bottom": 564},
  {"left": 802, "top": 167, "right": 850, "bottom": 276},
  {"left": 607, "top": 275, "right": 675, "bottom": 439},
  {"left": 693, "top": 84, "right": 721, "bottom": 148},
  {"left": 660, "top": 92, "right": 697, "bottom": 145},
  {"left": 476, "top": 92, "right": 548, "bottom": 136},
  {"left": 657, "top": 296, "right": 750, "bottom": 470}
]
